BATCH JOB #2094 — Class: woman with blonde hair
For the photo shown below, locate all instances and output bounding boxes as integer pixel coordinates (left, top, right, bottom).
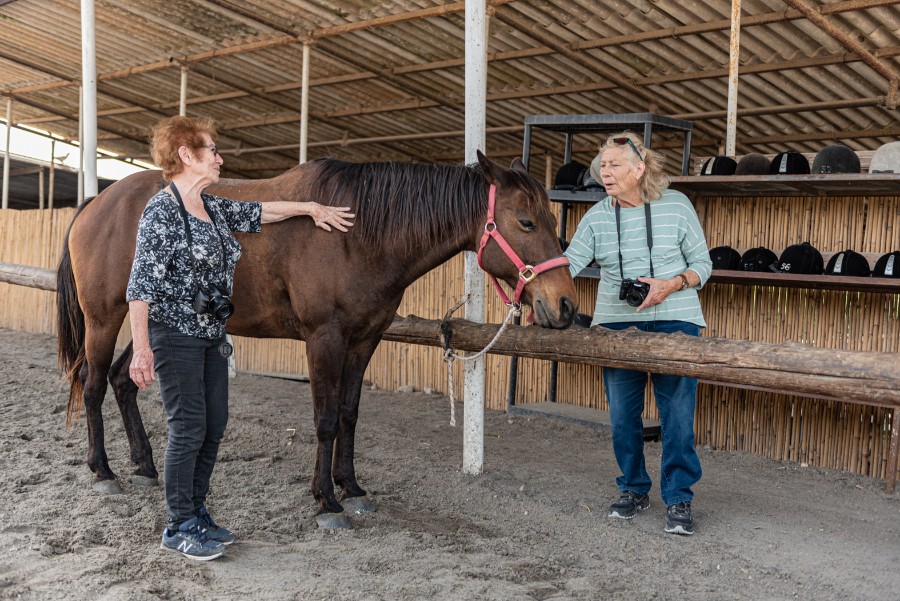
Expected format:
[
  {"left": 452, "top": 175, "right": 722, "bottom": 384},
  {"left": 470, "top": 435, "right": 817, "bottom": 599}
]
[{"left": 565, "top": 132, "right": 712, "bottom": 535}]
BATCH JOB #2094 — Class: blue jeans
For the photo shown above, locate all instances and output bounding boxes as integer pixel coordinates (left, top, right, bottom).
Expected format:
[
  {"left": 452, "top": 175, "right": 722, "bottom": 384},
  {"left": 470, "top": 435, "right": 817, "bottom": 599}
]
[
  {"left": 601, "top": 320, "right": 701, "bottom": 506},
  {"left": 149, "top": 320, "right": 229, "bottom": 528}
]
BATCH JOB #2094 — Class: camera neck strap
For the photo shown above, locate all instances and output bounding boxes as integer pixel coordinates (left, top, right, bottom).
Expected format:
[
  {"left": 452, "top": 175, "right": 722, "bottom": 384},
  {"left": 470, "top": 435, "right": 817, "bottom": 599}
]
[
  {"left": 169, "top": 182, "right": 229, "bottom": 281},
  {"left": 614, "top": 200, "right": 654, "bottom": 280}
]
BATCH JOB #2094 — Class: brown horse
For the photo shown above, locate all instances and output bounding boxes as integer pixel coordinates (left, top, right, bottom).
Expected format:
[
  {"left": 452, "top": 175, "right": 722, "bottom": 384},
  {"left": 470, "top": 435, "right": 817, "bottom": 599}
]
[{"left": 56, "top": 151, "right": 577, "bottom": 521}]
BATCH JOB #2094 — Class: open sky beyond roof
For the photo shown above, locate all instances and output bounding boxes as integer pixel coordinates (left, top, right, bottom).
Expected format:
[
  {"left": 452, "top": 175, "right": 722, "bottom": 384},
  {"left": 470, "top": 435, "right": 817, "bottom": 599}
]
[{"left": 1, "top": 122, "right": 151, "bottom": 181}]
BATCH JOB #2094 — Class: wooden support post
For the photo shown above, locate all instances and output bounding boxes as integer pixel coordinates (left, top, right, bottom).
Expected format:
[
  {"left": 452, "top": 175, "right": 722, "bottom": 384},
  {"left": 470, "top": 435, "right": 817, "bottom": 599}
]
[{"left": 888, "top": 409, "right": 898, "bottom": 494}]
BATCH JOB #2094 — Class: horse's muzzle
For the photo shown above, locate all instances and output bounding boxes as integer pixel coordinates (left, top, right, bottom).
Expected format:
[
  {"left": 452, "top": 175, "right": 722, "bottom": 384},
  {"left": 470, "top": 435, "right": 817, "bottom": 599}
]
[{"left": 533, "top": 296, "right": 577, "bottom": 329}]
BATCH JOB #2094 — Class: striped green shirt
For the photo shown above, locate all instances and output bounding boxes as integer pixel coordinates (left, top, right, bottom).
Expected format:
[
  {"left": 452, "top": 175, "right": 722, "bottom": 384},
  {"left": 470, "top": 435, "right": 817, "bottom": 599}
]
[{"left": 564, "top": 189, "right": 712, "bottom": 327}]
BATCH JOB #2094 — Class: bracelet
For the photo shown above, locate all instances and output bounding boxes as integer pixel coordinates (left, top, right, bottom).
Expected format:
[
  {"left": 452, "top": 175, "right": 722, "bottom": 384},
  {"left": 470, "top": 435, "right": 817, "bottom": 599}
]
[{"left": 677, "top": 273, "right": 689, "bottom": 291}]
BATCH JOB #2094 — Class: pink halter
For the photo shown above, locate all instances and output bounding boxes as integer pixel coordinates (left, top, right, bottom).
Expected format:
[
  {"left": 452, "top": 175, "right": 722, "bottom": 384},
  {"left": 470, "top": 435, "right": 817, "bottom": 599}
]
[{"left": 476, "top": 184, "right": 571, "bottom": 307}]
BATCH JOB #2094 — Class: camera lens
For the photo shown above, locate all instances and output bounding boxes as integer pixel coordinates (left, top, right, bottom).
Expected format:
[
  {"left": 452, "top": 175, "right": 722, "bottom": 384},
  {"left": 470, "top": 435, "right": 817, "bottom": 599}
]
[
  {"left": 625, "top": 282, "right": 650, "bottom": 307},
  {"left": 209, "top": 296, "right": 234, "bottom": 320}
]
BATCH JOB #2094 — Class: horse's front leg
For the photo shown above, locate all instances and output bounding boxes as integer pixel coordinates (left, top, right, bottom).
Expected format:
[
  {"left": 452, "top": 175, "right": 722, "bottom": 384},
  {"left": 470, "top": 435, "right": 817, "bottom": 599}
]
[
  {"left": 108, "top": 343, "right": 158, "bottom": 485},
  {"left": 333, "top": 338, "right": 381, "bottom": 509},
  {"left": 305, "top": 330, "right": 347, "bottom": 517}
]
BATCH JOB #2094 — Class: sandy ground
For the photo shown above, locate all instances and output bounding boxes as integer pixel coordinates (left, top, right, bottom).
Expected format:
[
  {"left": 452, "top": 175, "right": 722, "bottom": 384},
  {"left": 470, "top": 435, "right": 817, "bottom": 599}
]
[{"left": 0, "top": 327, "right": 897, "bottom": 601}]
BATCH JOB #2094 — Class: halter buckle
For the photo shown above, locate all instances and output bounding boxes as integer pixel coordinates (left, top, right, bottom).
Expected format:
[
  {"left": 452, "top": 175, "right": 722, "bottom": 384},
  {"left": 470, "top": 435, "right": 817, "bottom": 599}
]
[{"left": 519, "top": 266, "right": 537, "bottom": 284}]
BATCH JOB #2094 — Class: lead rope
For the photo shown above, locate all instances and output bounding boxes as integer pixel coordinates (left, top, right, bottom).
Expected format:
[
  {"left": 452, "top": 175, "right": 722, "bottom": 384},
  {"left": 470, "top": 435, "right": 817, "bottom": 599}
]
[{"left": 440, "top": 296, "right": 521, "bottom": 426}]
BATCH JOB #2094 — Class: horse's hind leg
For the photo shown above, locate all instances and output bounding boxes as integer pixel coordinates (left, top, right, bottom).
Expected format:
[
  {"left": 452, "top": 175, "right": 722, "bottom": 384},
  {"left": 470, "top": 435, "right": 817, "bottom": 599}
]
[
  {"left": 333, "top": 339, "right": 380, "bottom": 513},
  {"left": 108, "top": 342, "right": 158, "bottom": 485},
  {"left": 82, "top": 319, "right": 124, "bottom": 494}
]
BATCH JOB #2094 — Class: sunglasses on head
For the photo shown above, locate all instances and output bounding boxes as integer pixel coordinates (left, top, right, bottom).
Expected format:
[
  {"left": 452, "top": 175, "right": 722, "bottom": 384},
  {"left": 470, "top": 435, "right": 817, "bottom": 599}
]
[{"left": 611, "top": 137, "right": 643, "bottom": 161}]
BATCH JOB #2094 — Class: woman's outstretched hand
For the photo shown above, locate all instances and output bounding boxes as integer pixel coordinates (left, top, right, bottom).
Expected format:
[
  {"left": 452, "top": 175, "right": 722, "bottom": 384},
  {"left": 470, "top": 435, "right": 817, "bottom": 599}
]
[{"left": 308, "top": 203, "right": 355, "bottom": 232}]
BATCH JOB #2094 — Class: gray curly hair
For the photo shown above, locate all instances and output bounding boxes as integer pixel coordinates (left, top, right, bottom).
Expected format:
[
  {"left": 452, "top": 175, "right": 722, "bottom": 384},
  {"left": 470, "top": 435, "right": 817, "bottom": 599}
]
[{"left": 590, "top": 132, "right": 669, "bottom": 202}]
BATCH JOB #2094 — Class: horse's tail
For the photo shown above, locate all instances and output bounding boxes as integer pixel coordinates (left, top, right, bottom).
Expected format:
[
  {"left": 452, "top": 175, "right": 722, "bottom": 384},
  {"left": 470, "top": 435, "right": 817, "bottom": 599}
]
[{"left": 56, "top": 198, "right": 94, "bottom": 426}]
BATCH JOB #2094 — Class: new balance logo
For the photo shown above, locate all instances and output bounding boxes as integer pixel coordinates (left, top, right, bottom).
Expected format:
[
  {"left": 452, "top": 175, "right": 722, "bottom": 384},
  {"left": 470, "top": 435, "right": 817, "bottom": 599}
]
[{"left": 177, "top": 540, "right": 196, "bottom": 554}]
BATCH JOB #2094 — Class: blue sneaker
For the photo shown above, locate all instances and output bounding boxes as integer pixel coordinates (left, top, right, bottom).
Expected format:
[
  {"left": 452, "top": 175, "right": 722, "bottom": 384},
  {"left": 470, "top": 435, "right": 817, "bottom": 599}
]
[
  {"left": 198, "top": 506, "right": 236, "bottom": 545},
  {"left": 160, "top": 516, "right": 226, "bottom": 561}
]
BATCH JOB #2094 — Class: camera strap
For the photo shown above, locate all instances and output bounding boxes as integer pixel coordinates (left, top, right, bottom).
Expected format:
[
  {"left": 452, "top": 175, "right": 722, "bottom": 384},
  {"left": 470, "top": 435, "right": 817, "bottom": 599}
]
[
  {"left": 614, "top": 200, "right": 654, "bottom": 280},
  {"left": 169, "top": 182, "right": 229, "bottom": 284}
]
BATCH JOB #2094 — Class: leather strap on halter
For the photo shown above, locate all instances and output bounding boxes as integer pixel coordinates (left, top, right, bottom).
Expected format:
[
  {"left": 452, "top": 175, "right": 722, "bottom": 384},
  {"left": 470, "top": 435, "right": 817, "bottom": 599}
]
[{"left": 476, "top": 184, "right": 570, "bottom": 307}]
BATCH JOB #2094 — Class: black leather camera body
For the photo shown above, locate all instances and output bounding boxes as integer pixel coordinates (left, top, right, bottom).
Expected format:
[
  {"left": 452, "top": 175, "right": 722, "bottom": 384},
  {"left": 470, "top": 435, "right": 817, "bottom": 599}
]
[
  {"left": 193, "top": 284, "right": 234, "bottom": 320},
  {"left": 619, "top": 278, "right": 650, "bottom": 308}
]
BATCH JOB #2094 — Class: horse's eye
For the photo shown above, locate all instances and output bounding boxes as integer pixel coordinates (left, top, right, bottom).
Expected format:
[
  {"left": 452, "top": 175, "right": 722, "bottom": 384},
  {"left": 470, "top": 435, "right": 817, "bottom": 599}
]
[{"left": 519, "top": 219, "right": 536, "bottom": 231}]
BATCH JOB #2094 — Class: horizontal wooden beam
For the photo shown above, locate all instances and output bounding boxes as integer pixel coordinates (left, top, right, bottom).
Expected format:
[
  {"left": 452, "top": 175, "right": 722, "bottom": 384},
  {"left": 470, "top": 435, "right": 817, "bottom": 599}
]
[
  {"left": 383, "top": 316, "right": 900, "bottom": 408},
  {"left": 0, "top": 262, "right": 56, "bottom": 292}
]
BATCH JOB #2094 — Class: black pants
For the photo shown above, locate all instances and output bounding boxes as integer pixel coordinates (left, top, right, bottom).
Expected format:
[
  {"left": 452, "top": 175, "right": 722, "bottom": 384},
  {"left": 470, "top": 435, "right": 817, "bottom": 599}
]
[{"left": 149, "top": 320, "right": 229, "bottom": 528}]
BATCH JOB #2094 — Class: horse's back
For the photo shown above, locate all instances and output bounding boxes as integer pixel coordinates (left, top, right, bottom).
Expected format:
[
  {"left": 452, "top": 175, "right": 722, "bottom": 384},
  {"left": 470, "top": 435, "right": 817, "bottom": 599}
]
[
  {"left": 66, "top": 165, "right": 320, "bottom": 319},
  {"left": 67, "top": 170, "right": 167, "bottom": 313}
]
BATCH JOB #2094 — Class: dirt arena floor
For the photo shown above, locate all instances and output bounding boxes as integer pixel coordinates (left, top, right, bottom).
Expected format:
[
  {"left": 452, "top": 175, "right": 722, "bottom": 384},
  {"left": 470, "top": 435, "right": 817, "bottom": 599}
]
[{"left": 0, "top": 327, "right": 897, "bottom": 601}]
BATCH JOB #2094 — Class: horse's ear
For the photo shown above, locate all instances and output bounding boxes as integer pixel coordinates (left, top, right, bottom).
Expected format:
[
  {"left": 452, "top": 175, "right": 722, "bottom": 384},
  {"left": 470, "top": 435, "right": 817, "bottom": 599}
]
[
  {"left": 510, "top": 157, "right": 528, "bottom": 175},
  {"left": 477, "top": 150, "right": 508, "bottom": 186}
]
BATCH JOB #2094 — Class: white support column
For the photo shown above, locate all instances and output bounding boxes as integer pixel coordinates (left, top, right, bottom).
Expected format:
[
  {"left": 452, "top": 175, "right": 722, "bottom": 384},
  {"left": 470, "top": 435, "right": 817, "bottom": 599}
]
[
  {"left": 38, "top": 167, "right": 45, "bottom": 209},
  {"left": 463, "top": 0, "right": 488, "bottom": 476},
  {"left": 299, "top": 43, "right": 310, "bottom": 164},
  {"left": 48, "top": 139, "right": 56, "bottom": 209},
  {"left": 725, "top": 0, "right": 743, "bottom": 157},
  {"left": 77, "top": 87, "right": 84, "bottom": 205},
  {"left": 179, "top": 64, "right": 189, "bottom": 116},
  {"left": 2, "top": 98, "right": 10, "bottom": 209},
  {"left": 80, "top": 0, "right": 98, "bottom": 198}
]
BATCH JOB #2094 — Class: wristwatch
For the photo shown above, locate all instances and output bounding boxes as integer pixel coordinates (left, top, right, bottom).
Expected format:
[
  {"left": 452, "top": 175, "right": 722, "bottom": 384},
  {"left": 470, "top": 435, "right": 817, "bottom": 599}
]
[{"left": 677, "top": 273, "right": 689, "bottom": 291}]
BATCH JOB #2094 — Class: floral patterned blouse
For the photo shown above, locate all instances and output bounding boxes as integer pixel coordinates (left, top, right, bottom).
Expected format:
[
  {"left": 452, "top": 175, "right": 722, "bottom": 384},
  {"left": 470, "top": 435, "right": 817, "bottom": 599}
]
[{"left": 126, "top": 189, "right": 262, "bottom": 339}]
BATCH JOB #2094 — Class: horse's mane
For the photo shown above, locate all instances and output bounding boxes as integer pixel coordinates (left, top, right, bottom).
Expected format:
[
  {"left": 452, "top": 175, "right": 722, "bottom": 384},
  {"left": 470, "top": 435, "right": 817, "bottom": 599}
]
[{"left": 310, "top": 158, "right": 548, "bottom": 252}]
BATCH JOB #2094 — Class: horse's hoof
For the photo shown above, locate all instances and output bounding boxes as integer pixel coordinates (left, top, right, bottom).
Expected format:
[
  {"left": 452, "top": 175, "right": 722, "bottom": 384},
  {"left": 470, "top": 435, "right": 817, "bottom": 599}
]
[
  {"left": 92, "top": 479, "right": 123, "bottom": 495},
  {"left": 131, "top": 475, "right": 158, "bottom": 487},
  {"left": 315, "top": 512, "right": 352, "bottom": 530},
  {"left": 341, "top": 496, "right": 376, "bottom": 515}
]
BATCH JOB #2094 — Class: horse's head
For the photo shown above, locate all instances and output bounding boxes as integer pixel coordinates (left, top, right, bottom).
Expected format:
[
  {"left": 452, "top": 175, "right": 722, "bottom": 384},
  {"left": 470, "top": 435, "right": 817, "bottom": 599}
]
[{"left": 476, "top": 151, "right": 577, "bottom": 329}]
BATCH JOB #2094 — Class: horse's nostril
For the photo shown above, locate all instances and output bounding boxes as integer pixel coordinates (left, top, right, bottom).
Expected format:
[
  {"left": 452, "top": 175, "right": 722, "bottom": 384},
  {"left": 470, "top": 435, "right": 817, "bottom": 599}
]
[{"left": 560, "top": 297, "right": 576, "bottom": 323}]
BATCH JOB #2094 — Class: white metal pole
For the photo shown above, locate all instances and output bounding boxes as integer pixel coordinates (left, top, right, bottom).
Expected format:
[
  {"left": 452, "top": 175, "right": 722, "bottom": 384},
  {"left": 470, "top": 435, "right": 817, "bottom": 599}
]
[
  {"left": 179, "top": 64, "right": 188, "bottom": 116},
  {"left": 463, "top": 0, "right": 488, "bottom": 476},
  {"left": 2, "top": 98, "right": 11, "bottom": 209},
  {"left": 299, "top": 43, "right": 310, "bottom": 164},
  {"left": 77, "top": 86, "right": 84, "bottom": 205},
  {"left": 38, "top": 167, "right": 44, "bottom": 209},
  {"left": 48, "top": 139, "right": 55, "bottom": 209},
  {"left": 725, "top": 0, "right": 742, "bottom": 157},
  {"left": 81, "top": 0, "right": 98, "bottom": 198}
]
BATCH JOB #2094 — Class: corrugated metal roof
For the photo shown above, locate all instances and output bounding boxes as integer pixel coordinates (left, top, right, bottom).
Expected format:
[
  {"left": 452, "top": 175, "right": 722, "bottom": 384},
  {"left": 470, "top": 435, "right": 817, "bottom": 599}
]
[{"left": 1, "top": 0, "right": 899, "bottom": 182}]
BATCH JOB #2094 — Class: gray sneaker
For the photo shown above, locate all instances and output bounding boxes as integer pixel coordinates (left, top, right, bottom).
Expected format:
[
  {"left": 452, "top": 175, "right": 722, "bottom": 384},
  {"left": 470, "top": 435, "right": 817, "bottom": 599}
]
[
  {"left": 161, "top": 516, "right": 226, "bottom": 561},
  {"left": 198, "top": 506, "right": 236, "bottom": 545},
  {"left": 608, "top": 490, "right": 650, "bottom": 519}
]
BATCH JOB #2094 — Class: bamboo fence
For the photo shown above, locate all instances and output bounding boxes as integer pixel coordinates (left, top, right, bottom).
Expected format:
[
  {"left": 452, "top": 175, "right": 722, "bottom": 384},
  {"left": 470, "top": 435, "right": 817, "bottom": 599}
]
[{"left": 1, "top": 198, "right": 898, "bottom": 481}]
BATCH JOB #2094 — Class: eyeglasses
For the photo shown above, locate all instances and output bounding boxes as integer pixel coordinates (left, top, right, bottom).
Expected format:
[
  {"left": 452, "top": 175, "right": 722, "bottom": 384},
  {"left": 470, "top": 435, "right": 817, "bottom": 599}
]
[
  {"left": 611, "top": 137, "right": 643, "bottom": 161},
  {"left": 204, "top": 144, "right": 220, "bottom": 156}
]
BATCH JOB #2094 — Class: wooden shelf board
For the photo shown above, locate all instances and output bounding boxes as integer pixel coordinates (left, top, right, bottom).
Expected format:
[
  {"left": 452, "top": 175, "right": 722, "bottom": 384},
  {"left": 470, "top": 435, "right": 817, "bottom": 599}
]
[
  {"left": 573, "top": 267, "right": 900, "bottom": 294},
  {"left": 670, "top": 174, "right": 900, "bottom": 197}
]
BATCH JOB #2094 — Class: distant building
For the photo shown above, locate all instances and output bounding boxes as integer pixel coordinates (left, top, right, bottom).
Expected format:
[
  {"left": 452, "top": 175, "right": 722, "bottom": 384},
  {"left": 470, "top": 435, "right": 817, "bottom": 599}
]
[{"left": 1, "top": 154, "right": 115, "bottom": 210}]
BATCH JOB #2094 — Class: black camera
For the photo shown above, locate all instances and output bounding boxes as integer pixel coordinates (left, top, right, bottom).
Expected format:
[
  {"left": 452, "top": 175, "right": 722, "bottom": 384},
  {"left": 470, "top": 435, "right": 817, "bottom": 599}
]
[
  {"left": 193, "top": 284, "right": 234, "bottom": 320},
  {"left": 619, "top": 278, "right": 650, "bottom": 308}
]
